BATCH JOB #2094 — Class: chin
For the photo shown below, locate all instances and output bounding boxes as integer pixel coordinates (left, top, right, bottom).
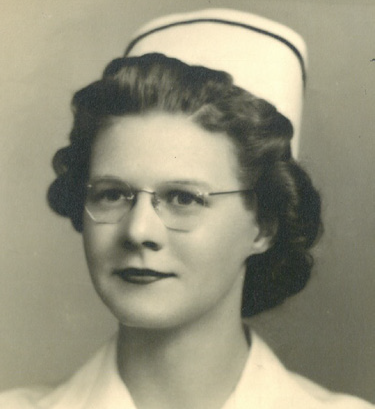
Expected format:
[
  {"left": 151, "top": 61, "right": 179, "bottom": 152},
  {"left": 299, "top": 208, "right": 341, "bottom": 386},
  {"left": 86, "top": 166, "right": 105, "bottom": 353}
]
[{"left": 115, "top": 309, "right": 187, "bottom": 331}]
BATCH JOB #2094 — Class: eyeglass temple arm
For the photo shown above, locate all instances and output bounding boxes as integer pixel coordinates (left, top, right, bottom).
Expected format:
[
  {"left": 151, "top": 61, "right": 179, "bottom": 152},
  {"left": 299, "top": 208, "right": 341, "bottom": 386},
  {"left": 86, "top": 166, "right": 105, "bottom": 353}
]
[{"left": 208, "top": 189, "right": 253, "bottom": 197}]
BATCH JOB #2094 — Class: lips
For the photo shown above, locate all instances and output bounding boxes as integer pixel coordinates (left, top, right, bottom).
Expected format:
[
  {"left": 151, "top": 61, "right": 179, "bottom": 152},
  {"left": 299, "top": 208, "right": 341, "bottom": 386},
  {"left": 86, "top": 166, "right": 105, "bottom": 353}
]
[{"left": 114, "top": 268, "right": 176, "bottom": 284}]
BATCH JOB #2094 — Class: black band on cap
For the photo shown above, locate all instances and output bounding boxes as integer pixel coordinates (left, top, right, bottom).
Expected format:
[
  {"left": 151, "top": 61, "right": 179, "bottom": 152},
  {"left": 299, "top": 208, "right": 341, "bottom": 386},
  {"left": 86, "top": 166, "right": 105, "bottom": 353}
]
[{"left": 125, "top": 18, "right": 306, "bottom": 86}]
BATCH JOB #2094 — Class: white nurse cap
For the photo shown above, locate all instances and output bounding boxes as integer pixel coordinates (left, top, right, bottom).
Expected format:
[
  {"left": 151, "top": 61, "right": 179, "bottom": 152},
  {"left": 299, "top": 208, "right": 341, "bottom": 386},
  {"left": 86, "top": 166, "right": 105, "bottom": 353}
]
[{"left": 125, "top": 9, "right": 307, "bottom": 157}]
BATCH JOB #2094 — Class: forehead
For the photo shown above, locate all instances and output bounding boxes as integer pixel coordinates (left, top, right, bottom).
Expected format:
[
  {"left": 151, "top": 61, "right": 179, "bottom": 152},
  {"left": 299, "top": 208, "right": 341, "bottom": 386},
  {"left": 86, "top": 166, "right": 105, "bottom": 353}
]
[{"left": 90, "top": 112, "right": 241, "bottom": 189}]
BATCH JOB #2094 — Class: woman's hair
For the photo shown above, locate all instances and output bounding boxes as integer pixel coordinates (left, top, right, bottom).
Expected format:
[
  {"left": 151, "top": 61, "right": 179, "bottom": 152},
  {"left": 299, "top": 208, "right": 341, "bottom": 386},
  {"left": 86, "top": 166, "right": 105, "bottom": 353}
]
[{"left": 48, "top": 53, "right": 322, "bottom": 316}]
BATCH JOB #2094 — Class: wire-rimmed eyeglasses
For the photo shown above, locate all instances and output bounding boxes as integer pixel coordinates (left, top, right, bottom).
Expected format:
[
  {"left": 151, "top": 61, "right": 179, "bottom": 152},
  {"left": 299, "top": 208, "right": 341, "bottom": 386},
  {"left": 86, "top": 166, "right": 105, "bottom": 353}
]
[{"left": 85, "top": 179, "right": 253, "bottom": 231}]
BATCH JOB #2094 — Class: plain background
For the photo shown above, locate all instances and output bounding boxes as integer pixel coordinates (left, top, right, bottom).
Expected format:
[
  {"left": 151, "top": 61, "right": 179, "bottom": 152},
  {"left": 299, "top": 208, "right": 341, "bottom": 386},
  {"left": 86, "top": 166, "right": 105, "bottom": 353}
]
[{"left": 0, "top": 0, "right": 374, "bottom": 403}]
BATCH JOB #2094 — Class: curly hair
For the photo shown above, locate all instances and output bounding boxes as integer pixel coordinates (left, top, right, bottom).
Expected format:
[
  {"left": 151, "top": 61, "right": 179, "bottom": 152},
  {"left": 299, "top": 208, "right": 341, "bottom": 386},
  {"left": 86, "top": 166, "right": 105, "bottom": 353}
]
[{"left": 48, "top": 53, "right": 322, "bottom": 316}]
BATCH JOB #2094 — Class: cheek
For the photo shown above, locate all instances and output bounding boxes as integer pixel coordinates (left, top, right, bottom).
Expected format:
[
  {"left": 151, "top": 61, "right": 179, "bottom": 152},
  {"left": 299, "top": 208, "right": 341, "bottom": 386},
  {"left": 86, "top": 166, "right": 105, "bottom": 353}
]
[
  {"left": 172, "top": 212, "right": 258, "bottom": 277},
  {"left": 82, "top": 219, "right": 114, "bottom": 272}
]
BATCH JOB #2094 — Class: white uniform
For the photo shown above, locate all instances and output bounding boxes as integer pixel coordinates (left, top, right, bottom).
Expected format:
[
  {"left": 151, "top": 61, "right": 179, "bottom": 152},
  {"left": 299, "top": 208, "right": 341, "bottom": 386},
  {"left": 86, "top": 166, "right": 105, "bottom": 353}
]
[{"left": 0, "top": 332, "right": 373, "bottom": 409}]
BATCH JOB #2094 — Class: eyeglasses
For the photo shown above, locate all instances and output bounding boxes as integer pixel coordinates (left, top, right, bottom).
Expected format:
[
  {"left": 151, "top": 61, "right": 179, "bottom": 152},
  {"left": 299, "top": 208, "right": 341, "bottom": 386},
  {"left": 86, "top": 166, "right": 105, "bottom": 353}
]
[{"left": 85, "top": 180, "right": 253, "bottom": 231}]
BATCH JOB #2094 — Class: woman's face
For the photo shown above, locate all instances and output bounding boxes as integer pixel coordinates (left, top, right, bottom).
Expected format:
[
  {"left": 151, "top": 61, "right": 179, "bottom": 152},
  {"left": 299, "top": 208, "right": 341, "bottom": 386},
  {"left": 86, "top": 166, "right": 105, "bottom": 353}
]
[{"left": 83, "top": 112, "right": 269, "bottom": 330}]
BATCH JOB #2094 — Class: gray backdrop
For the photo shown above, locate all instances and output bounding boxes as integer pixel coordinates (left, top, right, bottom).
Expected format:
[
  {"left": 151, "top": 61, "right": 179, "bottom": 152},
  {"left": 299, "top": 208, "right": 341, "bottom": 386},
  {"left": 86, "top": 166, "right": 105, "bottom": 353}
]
[{"left": 0, "top": 0, "right": 374, "bottom": 403}]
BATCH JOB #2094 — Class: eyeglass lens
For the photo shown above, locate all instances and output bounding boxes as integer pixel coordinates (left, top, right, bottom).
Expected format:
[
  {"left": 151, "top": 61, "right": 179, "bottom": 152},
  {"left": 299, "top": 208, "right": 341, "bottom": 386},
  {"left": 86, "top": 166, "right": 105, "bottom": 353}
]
[{"left": 85, "top": 181, "right": 206, "bottom": 231}]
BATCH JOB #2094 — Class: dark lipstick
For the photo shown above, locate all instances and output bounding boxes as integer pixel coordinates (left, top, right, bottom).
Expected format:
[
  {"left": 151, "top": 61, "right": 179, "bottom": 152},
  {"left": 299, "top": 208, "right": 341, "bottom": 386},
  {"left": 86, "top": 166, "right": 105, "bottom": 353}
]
[{"left": 114, "top": 268, "right": 175, "bottom": 284}]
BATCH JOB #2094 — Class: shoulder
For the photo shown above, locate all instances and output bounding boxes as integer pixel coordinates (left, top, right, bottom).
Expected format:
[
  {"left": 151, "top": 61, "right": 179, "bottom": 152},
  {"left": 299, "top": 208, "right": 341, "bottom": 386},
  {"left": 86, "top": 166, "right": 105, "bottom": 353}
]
[
  {"left": 288, "top": 369, "right": 374, "bottom": 408},
  {"left": 0, "top": 387, "right": 51, "bottom": 409},
  {"left": 237, "top": 331, "right": 374, "bottom": 409},
  {"left": 0, "top": 335, "right": 120, "bottom": 409}
]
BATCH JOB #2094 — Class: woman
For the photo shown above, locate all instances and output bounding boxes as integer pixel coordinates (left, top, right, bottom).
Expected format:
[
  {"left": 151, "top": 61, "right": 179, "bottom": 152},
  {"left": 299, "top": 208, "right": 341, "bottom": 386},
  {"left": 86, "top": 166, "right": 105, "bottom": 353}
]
[{"left": 1, "top": 9, "right": 373, "bottom": 409}]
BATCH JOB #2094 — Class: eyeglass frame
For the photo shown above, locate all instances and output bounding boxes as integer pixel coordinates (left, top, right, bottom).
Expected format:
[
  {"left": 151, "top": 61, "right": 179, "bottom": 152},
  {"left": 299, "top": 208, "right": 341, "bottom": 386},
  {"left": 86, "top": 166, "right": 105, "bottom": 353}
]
[{"left": 84, "top": 181, "right": 253, "bottom": 230}]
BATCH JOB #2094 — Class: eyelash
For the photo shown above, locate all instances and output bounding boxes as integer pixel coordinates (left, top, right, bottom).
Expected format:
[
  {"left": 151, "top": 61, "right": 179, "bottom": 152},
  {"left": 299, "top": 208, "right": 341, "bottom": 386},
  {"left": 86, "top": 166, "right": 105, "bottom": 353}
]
[
  {"left": 90, "top": 187, "right": 206, "bottom": 207},
  {"left": 165, "top": 190, "right": 205, "bottom": 206},
  {"left": 90, "top": 188, "right": 129, "bottom": 203}
]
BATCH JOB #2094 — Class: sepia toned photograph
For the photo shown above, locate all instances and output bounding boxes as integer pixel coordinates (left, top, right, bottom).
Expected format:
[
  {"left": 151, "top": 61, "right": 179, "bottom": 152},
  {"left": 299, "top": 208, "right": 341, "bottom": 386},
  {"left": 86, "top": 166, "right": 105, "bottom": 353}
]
[{"left": 0, "top": 1, "right": 374, "bottom": 408}]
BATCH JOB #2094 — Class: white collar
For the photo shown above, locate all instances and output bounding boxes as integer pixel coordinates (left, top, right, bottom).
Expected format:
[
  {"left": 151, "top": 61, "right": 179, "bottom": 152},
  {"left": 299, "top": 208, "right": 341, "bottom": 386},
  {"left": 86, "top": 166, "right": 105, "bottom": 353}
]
[{"left": 39, "top": 331, "right": 371, "bottom": 409}]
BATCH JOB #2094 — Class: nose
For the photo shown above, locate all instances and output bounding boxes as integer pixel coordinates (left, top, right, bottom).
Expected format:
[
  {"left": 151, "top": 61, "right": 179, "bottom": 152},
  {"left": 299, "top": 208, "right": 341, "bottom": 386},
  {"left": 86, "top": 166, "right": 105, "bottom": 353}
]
[{"left": 120, "top": 191, "right": 165, "bottom": 250}]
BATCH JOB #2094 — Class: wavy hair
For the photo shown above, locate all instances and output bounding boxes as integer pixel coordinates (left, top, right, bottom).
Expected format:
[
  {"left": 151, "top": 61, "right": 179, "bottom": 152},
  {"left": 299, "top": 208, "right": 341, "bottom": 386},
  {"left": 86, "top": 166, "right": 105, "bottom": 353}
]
[{"left": 48, "top": 53, "right": 322, "bottom": 316}]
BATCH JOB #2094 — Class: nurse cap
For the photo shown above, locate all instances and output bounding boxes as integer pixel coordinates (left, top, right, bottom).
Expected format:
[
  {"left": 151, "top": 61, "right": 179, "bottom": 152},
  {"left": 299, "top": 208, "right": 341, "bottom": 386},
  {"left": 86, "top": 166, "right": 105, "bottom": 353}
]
[{"left": 125, "top": 9, "right": 307, "bottom": 157}]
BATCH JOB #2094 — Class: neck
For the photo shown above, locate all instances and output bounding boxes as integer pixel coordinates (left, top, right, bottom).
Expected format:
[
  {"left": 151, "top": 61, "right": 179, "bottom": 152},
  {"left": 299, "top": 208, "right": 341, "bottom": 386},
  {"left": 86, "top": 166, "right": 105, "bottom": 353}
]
[{"left": 117, "top": 309, "right": 249, "bottom": 409}]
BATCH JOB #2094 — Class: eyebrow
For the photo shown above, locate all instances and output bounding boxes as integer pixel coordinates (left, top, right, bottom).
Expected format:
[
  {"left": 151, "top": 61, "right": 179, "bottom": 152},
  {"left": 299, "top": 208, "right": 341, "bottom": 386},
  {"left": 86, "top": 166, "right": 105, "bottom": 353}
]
[
  {"left": 87, "top": 176, "right": 212, "bottom": 190},
  {"left": 87, "top": 176, "right": 125, "bottom": 185},
  {"left": 163, "top": 179, "right": 212, "bottom": 190}
]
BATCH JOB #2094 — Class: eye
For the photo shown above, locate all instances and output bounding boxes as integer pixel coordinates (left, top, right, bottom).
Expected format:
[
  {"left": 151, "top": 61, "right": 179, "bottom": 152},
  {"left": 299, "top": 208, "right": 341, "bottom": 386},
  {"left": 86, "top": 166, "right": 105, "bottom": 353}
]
[
  {"left": 164, "top": 189, "right": 204, "bottom": 207},
  {"left": 87, "top": 185, "right": 133, "bottom": 206},
  {"left": 98, "top": 188, "right": 124, "bottom": 203}
]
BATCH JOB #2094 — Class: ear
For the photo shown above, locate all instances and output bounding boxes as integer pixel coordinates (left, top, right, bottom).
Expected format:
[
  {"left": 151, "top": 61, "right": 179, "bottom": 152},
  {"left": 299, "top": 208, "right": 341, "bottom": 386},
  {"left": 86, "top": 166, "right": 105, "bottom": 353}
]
[{"left": 251, "top": 220, "right": 278, "bottom": 255}]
